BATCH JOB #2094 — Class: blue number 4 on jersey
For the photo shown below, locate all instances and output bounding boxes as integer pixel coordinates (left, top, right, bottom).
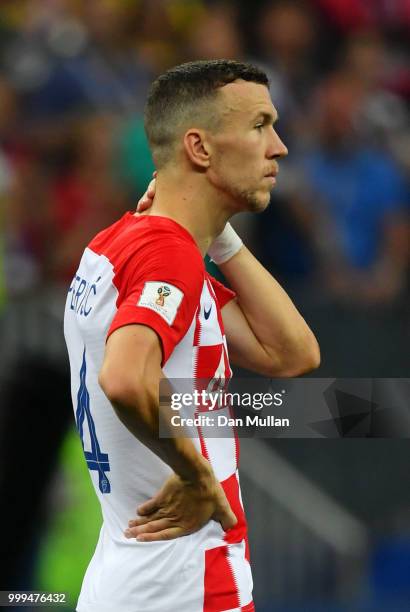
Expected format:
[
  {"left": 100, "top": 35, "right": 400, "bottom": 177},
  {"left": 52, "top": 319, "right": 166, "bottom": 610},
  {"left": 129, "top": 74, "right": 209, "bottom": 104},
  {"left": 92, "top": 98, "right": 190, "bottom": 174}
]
[{"left": 76, "top": 349, "right": 111, "bottom": 494}]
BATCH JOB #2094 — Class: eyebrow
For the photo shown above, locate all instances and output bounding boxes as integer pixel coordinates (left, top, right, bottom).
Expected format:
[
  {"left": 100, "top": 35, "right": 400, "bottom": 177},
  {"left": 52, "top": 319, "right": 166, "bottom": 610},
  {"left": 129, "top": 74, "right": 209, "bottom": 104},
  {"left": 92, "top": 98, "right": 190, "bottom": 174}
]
[{"left": 254, "top": 111, "right": 279, "bottom": 124}]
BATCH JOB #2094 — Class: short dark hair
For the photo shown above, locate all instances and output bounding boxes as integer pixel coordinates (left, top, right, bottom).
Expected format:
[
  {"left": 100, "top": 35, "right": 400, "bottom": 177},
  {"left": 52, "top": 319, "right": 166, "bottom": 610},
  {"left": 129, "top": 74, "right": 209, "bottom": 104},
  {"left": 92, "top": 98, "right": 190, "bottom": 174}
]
[{"left": 144, "top": 59, "right": 269, "bottom": 168}]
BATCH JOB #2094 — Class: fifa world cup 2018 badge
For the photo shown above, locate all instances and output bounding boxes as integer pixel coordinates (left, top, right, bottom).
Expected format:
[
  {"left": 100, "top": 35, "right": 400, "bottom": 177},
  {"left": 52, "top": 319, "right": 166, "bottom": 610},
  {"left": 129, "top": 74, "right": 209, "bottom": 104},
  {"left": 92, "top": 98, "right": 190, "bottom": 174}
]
[{"left": 155, "top": 285, "right": 171, "bottom": 307}]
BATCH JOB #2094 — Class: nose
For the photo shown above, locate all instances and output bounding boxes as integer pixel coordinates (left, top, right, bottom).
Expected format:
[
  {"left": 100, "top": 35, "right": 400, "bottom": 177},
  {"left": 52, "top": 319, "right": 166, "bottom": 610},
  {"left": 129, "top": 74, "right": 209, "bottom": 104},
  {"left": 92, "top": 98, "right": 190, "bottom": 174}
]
[
  {"left": 276, "top": 134, "right": 288, "bottom": 158},
  {"left": 268, "top": 129, "right": 288, "bottom": 159}
]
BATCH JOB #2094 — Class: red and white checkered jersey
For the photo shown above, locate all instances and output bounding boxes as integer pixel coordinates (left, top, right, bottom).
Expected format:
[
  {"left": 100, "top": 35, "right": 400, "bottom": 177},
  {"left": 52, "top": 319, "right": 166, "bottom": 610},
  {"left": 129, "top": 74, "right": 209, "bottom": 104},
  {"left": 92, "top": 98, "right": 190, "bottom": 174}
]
[{"left": 64, "top": 213, "right": 253, "bottom": 612}]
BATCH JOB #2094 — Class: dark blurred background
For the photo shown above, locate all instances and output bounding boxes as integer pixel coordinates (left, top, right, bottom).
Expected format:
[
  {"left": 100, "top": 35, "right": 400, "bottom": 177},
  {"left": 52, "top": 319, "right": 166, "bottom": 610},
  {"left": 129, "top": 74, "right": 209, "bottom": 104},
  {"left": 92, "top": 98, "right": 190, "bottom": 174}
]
[{"left": 0, "top": 1, "right": 408, "bottom": 610}]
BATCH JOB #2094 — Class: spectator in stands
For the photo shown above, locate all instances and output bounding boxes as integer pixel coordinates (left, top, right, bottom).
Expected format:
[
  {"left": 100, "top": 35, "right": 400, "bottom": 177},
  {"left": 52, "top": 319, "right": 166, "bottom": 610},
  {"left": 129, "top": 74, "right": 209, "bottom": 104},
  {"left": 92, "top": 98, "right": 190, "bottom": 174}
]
[
  {"left": 296, "top": 73, "right": 408, "bottom": 306},
  {"left": 253, "top": 0, "right": 320, "bottom": 146},
  {"left": 3, "top": 0, "right": 152, "bottom": 124},
  {"left": 339, "top": 30, "right": 409, "bottom": 172}
]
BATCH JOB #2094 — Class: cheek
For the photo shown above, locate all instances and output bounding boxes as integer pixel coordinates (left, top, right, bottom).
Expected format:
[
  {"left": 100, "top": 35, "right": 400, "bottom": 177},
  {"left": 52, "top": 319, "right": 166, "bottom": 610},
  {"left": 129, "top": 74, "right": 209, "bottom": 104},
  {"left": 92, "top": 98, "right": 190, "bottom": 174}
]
[
  {"left": 231, "top": 144, "right": 260, "bottom": 172},
  {"left": 213, "top": 137, "right": 261, "bottom": 183},
  {"left": 215, "top": 147, "right": 242, "bottom": 177}
]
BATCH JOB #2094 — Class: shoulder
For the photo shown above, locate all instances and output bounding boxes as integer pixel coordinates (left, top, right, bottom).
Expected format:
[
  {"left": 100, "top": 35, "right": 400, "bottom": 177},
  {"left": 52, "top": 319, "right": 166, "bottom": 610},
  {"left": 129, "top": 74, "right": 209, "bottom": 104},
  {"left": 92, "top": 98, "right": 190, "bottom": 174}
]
[
  {"left": 105, "top": 216, "right": 205, "bottom": 309},
  {"left": 88, "top": 213, "right": 204, "bottom": 275}
]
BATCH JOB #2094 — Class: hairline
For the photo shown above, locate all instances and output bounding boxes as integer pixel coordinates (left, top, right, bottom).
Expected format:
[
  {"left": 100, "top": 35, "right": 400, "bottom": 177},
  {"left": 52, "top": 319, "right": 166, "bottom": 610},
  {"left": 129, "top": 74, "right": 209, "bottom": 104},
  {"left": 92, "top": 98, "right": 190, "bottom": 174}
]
[{"left": 144, "top": 62, "right": 270, "bottom": 168}]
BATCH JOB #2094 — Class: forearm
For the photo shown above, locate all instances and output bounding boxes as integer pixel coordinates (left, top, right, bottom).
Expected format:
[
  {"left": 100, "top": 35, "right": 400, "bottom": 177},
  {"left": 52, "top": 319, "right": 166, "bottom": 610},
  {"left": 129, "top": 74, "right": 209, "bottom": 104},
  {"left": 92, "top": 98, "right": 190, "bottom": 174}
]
[
  {"left": 99, "top": 325, "right": 214, "bottom": 484},
  {"left": 111, "top": 389, "right": 210, "bottom": 482},
  {"left": 220, "top": 246, "right": 320, "bottom": 373}
]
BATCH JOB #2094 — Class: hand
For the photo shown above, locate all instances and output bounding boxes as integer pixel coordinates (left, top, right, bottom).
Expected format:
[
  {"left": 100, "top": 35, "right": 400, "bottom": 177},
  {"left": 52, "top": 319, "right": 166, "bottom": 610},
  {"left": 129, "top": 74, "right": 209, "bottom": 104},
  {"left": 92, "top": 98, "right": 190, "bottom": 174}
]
[
  {"left": 124, "top": 470, "right": 237, "bottom": 542},
  {"left": 136, "top": 171, "right": 157, "bottom": 213}
]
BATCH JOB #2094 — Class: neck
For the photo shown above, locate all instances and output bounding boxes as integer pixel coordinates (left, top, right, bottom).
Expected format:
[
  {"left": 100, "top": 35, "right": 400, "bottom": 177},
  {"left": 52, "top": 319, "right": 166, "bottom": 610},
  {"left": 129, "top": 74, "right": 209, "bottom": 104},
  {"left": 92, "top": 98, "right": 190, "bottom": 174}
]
[{"left": 137, "top": 168, "right": 232, "bottom": 256}]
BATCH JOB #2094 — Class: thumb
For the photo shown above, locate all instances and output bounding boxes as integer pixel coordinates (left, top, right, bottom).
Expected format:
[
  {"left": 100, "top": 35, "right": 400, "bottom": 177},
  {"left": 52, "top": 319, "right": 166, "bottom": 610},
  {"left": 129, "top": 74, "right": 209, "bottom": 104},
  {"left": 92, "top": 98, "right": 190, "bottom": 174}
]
[
  {"left": 147, "top": 177, "right": 156, "bottom": 195},
  {"left": 213, "top": 503, "right": 237, "bottom": 532},
  {"left": 136, "top": 198, "right": 150, "bottom": 212}
]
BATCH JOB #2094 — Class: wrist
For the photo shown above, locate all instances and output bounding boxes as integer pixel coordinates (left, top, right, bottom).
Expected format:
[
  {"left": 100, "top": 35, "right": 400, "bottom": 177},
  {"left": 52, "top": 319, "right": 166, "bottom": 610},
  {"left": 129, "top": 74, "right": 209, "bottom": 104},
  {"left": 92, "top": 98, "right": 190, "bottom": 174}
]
[
  {"left": 178, "top": 453, "right": 214, "bottom": 486},
  {"left": 208, "top": 223, "right": 243, "bottom": 265},
  {"left": 161, "top": 424, "right": 214, "bottom": 485},
  {"left": 188, "top": 461, "right": 217, "bottom": 499}
]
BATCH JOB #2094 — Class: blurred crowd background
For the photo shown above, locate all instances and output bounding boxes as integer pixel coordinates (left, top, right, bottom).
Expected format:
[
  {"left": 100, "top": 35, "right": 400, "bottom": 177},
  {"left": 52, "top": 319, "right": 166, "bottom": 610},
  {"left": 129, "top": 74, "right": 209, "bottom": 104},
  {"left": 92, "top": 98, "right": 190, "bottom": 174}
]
[{"left": 0, "top": 0, "right": 408, "bottom": 610}]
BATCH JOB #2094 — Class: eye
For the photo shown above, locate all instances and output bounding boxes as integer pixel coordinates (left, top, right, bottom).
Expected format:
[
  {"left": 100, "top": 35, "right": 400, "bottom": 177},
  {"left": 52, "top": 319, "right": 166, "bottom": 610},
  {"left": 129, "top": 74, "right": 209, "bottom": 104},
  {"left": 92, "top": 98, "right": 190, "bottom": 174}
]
[{"left": 255, "top": 124, "right": 263, "bottom": 131}]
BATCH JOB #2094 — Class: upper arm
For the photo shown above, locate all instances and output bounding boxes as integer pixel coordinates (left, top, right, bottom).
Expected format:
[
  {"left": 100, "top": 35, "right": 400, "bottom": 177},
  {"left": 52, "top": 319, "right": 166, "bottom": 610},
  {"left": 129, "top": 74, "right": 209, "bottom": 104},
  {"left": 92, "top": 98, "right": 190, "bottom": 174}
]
[
  {"left": 99, "top": 323, "right": 163, "bottom": 404},
  {"left": 99, "top": 235, "right": 204, "bottom": 400},
  {"left": 107, "top": 236, "right": 204, "bottom": 368},
  {"left": 221, "top": 298, "right": 281, "bottom": 377}
]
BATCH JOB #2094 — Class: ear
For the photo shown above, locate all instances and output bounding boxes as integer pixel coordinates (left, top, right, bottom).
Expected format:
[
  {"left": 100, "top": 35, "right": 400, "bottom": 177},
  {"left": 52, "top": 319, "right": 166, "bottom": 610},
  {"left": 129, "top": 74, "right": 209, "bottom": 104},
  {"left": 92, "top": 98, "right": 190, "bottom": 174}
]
[{"left": 183, "top": 129, "right": 211, "bottom": 169}]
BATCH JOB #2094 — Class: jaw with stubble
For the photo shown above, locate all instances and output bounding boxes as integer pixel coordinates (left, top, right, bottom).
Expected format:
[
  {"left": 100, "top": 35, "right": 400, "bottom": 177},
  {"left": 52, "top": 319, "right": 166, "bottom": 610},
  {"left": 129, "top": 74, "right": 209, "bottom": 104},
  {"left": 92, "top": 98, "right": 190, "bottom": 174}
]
[
  {"left": 208, "top": 168, "right": 273, "bottom": 214},
  {"left": 229, "top": 182, "right": 272, "bottom": 213}
]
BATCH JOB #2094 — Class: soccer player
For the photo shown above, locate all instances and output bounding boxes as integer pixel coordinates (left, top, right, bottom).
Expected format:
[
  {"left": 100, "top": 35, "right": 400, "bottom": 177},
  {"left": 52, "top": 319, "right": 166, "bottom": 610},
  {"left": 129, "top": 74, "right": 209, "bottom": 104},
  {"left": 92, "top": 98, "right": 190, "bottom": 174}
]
[{"left": 64, "top": 60, "right": 320, "bottom": 612}]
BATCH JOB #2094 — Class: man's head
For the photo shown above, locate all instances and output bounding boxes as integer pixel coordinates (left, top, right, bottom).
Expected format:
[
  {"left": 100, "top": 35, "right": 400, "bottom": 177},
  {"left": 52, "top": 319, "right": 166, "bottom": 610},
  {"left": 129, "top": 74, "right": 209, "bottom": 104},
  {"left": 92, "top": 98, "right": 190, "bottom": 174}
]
[
  {"left": 144, "top": 59, "right": 288, "bottom": 212},
  {"left": 315, "top": 74, "right": 362, "bottom": 147}
]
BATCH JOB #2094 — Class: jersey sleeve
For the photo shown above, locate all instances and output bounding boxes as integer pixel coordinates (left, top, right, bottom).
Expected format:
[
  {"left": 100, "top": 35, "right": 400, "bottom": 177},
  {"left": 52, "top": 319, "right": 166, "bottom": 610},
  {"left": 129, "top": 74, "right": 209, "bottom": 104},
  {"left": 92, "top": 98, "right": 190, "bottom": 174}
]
[
  {"left": 108, "top": 235, "right": 204, "bottom": 366},
  {"left": 207, "top": 273, "right": 236, "bottom": 309}
]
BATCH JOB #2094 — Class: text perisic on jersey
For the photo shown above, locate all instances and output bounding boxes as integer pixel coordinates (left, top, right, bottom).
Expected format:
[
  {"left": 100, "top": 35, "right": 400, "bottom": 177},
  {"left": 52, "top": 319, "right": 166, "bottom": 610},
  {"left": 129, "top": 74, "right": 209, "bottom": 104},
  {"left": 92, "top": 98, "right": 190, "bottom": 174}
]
[{"left": 68, "top": 273, "right": 102, "bottom": 317}]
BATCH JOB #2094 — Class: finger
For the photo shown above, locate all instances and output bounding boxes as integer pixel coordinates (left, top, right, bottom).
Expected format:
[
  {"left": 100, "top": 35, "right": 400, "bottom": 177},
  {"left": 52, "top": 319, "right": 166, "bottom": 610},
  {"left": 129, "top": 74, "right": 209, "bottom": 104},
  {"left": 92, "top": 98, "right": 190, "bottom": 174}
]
[
  {"left": 136, "top": 199, "right": 150, "bottom": 212},
  {"left": 136, "top": 184, "right": 155, "bottom": 212},
  {"left": 135, "top": 527, "right": 183, "bottom": 542},
  {"left": 214, "top": 504, "right": 237, "bottom": 531},
  {"left": 221, "top": 509, "right": 237, "bottom": 531},
  {"left": 127, "top": 515, "right": 152, "bottom": 528},
  {"left": 127, "top": 508, "right": 163, "bottom": 527},
  {"left": 147, "top": 178, "right": 156, "bottom": 193},
  {"left": 137, "top": 496, "right": 161, "bottom": 516},
  {"left": 152, "top": 170, "right": 157, "bottom": 178},
  {"left": 125, "top": 518, "right": 171, "bottom": 539},
  {"left": 146, "top": 185, "right": 156, "bottom": 200}
]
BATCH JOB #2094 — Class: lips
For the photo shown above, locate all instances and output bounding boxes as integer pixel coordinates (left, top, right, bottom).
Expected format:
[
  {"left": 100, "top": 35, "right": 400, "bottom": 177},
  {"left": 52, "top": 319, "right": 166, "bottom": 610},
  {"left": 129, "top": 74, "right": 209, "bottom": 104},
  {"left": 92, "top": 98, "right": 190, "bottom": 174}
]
[
  {"left": 264, "top": 169, "right": 278, "bottom": 178},
  {"left": 265, "top": 175, "right": 276, "bottom": 185}
]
